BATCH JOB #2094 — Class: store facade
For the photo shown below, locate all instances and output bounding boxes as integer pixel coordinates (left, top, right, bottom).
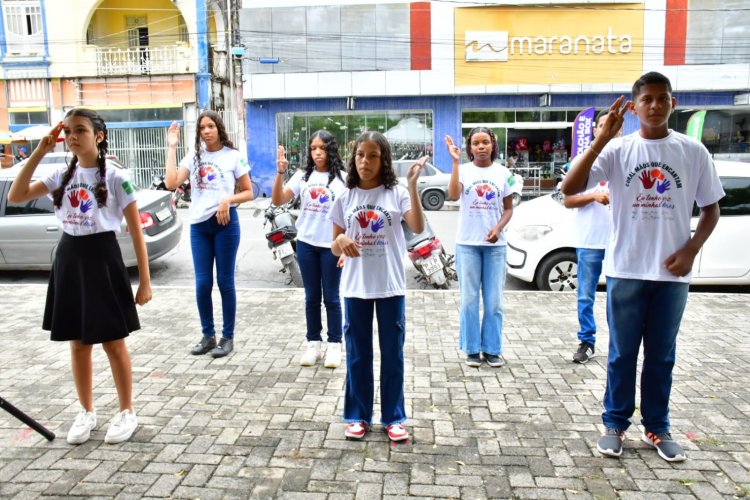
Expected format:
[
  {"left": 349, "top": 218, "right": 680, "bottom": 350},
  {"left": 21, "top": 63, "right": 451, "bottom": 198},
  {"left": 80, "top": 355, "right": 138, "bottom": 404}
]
[{"left": 241, "top": 1, "right": 750, "bottom": 196}]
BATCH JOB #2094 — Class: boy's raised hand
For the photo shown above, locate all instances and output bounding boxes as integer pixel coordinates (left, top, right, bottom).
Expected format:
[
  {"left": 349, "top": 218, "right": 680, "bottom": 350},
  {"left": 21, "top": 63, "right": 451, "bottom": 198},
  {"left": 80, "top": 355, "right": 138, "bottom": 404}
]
[
  {"left": 167, "top": 121, "right": 180, "bottom": 148},
  {"left": 598, "top": 96, "right": 630, "bottom": 141},
  {"left": 445, "top": 135, "right": 461, "bottom": 162}
]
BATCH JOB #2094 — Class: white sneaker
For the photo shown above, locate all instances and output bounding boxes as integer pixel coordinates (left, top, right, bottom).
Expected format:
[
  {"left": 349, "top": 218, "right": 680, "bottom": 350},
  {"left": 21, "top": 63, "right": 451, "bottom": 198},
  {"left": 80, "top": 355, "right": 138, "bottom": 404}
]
[
  {"left": 324, "top": 342, "right": 342, "bottom": 368},
  {"left": 300, "top": 341, "right": 322, "bottom": 366},
  {"left": 104, "top": 409, "right": 138, "bottom": 444},
  {"left": 67, "top": 408, "right": 97, "bottom": 444}
]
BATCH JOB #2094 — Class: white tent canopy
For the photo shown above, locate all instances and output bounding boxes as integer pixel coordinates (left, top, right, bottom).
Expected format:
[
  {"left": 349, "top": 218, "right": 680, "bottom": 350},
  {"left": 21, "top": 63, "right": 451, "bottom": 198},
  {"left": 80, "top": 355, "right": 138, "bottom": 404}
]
[
  {"left": 12, "top": 124, "right": 53, "bottom": 142},
  {"left": 384, "top": 117, "right": 432, "bottom": 143}
]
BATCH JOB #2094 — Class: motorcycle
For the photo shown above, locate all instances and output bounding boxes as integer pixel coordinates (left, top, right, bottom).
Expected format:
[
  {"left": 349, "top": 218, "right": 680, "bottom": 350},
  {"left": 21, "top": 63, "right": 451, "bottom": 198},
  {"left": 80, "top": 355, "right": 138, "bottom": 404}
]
[
  {"left": 401, "top": 215, "right": 457, "bottom": 289},
  {"left": 255, "top": 202, "right": 303, "bottom": 287},
  {"left": 150, "top": 173, "right": 190, "bottom": 205}
]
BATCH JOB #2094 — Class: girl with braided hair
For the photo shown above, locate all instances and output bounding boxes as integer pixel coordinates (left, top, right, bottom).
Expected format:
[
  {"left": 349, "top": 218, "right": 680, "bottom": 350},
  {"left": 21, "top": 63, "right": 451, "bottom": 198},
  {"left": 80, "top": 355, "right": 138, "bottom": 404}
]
[
  {"left": 165, "top": 111, "right": 253, "bottom": 358},
  {"left": 8, "top": 108, "right": 152, "bottom": 445}
]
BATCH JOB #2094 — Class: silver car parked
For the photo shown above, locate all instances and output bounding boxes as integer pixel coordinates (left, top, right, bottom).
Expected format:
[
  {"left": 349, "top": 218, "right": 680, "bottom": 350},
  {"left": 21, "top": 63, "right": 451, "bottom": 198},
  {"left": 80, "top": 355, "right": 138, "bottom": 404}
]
[
  {"left": 0, "top": 153, "right": 182, "bottom": 270},
  {"left": 393, "top": 160, "right": 451, "bottom": 210}
]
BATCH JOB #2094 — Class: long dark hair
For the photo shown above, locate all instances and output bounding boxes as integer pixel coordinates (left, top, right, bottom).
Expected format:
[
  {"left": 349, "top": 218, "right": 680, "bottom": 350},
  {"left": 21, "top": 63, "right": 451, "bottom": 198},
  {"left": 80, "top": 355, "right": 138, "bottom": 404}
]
[
  {"left": 303, "top": 130, "right": 345, "bottom": 186},
  {"left": 192, "top": 110, "right": 236, "bottom": 170},
  {"left": 465, "top": 126, "right": 499, "bottom": 163},
  {"left": 52, "top": 108, "right": 108, "bottom": 209},
  {"left": 345, "top": 131, "right": 398, "bottom": 189}
]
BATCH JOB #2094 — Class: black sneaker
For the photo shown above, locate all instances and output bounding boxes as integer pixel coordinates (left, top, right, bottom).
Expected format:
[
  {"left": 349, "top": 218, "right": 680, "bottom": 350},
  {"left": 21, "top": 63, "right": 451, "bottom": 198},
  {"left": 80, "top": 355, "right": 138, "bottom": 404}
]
[
  {"left": 465, "top": 353, "right": 481, "bottom": 367},
  {"left": 191, "top": 336, "right": 216, "bottom": 355},
  {"left": 642, "top": 431, "right": 687, "bottom": 462},
  {"left": 597, "top": 428, "right": 625, "bottom": 457},
  {"left": 573, "top": 342, "right": 595, "bottom": 364},
  {"left": 211, "top": 338, "right": 234, "bottom": 358},
  {"left": 483, "top": 353, "right": 505, "bottom": 367}
]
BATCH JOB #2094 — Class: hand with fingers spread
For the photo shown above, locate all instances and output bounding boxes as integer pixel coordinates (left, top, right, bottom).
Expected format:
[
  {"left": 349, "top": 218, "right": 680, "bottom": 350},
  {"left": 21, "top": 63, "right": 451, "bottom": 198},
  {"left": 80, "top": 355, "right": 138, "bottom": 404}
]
[
  {"left": 276, "top": 145, "right": 289, "bottom": 174},
  {"left": 444, "top": 135, "right": 461, "bottom": 162}
]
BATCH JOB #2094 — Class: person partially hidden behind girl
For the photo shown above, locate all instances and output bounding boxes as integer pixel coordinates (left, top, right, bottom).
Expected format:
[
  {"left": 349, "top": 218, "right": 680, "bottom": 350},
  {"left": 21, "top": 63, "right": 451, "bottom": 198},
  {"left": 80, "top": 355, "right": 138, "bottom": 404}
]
[
  {"left": 8, "top": 108, "right": 152, "bottom": 444},
  {"left": 273, "top": 131, "right": 347, "bottom": 368},
  {"left": 165, "top": 112, "right": 254, "bottom": 358}
]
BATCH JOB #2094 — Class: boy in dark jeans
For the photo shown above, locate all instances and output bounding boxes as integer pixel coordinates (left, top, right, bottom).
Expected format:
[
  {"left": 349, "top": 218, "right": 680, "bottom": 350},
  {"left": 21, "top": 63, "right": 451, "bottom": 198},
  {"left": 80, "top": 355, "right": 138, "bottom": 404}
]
[{"left": 562, "top": 72, "right": 724, "bottom": 462}]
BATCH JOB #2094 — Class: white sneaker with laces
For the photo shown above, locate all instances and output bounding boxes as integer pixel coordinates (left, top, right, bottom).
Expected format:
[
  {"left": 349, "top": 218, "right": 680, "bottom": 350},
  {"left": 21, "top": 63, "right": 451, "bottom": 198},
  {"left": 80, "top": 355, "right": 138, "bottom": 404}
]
[
  {"left": 300, "top": 341, "right": 322, "bottom": 366},
  {"left": 324, "top": 342, "right": 342, "bottom": 368},
  {"left": 104, "top": 409, "right": 138, "bottom": 444},
  {"left": 67, "top": 408, "right": 97, "bottom": 444}
]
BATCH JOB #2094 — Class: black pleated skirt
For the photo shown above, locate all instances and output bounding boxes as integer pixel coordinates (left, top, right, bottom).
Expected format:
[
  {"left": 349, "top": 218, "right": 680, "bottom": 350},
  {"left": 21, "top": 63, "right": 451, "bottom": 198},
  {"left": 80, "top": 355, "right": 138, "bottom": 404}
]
[{"left": 43, "top": 231, "right": 140, "bottom": 344}]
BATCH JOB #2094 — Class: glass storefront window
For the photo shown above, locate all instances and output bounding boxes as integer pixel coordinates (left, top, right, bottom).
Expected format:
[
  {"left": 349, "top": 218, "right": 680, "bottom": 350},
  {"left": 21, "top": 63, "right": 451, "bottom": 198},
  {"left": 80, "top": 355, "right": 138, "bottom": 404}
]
[
  {"left": 669, "top": 108, "right": 750, "bottom": 160},
  {"left": 276, "top": 111, "right": 433, "bottom": 170}
]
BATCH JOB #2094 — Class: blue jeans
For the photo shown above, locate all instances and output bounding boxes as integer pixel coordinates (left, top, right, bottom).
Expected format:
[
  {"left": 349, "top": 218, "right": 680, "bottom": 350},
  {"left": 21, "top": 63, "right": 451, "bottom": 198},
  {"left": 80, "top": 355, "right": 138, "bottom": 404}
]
[
  {"left": 343, "top": 296, "right": 406, "bottom": 427},
  {"left": 455, "top": 244, "right": 507, "bottom": 356},
  {"left": 602, "top": 277, "right": 689, "bottom": 434},
  {"left": 296, "top": 240, "right": 343, "bottom": 343},
  {"left": 576, "top": 248, "right": 605, "bottom": 346},
  {"left": 190, "top": 208, "right": 240, "bottom": 339}
]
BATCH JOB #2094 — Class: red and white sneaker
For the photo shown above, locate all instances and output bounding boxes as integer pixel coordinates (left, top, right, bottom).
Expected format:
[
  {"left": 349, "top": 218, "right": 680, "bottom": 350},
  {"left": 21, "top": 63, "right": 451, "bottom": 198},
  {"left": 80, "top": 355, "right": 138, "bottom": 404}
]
[
  {"left": 344, "top": 422, "right": 367, "bottom": 440},
  {"left": 386, "top": 423, "right": 409, "bottom": 442}
]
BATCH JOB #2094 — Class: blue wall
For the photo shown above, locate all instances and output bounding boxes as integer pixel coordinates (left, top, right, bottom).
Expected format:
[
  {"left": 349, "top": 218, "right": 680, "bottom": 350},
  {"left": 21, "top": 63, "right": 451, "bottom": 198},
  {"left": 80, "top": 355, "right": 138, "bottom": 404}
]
[{"left": 245, "top": 91, "right": 736, "bottom": 196}]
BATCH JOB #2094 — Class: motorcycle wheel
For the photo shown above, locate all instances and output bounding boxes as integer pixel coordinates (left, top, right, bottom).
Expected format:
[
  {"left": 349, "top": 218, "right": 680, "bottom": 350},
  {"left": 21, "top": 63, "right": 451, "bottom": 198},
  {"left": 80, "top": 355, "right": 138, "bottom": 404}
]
[{"left": 286, "top": 256, "right": 304, "bottom": 288}]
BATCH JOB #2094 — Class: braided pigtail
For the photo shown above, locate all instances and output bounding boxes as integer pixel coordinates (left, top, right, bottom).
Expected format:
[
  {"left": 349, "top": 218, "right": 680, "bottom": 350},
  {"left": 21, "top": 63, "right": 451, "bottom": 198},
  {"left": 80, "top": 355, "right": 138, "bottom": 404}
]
[{"left": 94, "top": 134, "right": 109, "bottom": 208}]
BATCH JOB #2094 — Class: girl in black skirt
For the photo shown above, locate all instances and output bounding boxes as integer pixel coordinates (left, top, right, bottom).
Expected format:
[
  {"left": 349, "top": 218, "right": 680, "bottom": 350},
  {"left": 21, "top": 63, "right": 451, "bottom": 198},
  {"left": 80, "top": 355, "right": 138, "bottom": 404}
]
[{"left": 8, "top": 108, "right": 152, "bottom": 445}]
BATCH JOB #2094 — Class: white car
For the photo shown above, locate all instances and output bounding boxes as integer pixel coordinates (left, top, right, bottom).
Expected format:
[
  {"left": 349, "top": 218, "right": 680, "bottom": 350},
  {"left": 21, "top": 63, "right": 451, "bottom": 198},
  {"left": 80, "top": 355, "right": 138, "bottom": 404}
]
[{"left": 506, "top": 160, "right": 750, "bottom": 291}]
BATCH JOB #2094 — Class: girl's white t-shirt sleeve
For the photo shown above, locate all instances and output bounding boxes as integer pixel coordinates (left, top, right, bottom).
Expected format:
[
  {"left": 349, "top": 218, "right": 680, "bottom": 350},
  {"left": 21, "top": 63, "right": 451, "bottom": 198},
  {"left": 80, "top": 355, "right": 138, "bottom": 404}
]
[
  {"left": 328, "top": 194, "right": 345, "bottom": 228},
  {"left": 285, "top": 170, "right": 305, "bottom": 197},
  {"left": 112, "top": 168, "right": 138, "bottom": 211},
  {"left": 501, "top": 168, "right": 514, "bottom": 199},
  {"left": 398, "top": 184, "right": 412, "bottom": 219},
  {"left": 178, "top": 149, "right": 194, "bottom": 172},
  {"left": 233, "top": 151, "right": 250, "bottom": 179},
  {"left": 41, "top": 166, "right": 65, "bottom": 195}
]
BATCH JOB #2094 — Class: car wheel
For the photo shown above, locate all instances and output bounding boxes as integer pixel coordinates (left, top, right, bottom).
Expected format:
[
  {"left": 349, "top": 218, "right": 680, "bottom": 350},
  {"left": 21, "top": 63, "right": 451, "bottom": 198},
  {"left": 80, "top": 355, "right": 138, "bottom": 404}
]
[
  {"left": 535, "top": 251, "right": 578, "bottom": 292},
  {"left": 511, "top": 192, "right": 521, "bottom": 207},
  {"left": 422, "top": 190, "right": 445, "bottom": 211}
]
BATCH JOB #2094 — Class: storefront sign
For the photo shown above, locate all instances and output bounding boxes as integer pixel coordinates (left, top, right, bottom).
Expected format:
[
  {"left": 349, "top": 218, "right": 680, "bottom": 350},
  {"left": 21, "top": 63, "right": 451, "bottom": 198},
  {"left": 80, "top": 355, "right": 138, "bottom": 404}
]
[
  {"left": 455, "top": 5, "right": 644, "bottom": 86},
  {"left": 571, "top": 107, "right": 596, "bottom": 159}
]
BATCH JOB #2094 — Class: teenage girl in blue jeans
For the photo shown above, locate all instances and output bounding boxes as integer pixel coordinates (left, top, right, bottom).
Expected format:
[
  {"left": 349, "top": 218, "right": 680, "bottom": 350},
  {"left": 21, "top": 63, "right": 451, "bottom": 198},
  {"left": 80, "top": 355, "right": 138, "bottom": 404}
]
[
  {"left": 445, "top": 128, "right": 514, "bottom": 368},
  {"left": 272, "top": 131, "right": 347, "bottom": 368},
  {"left": 165, "top": 112, "right": 254, "bottom": 358},
  {"left": 330, "top": 131, "right": 426, "bottom": 442}
]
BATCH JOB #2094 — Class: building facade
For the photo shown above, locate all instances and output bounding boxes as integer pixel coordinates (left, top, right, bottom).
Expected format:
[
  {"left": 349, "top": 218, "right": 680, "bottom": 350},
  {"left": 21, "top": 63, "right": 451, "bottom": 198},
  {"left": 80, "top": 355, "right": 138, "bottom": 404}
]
[
  {"left": 0, "top": 0, "right": 244, "bottom": 179},
  {"left": 240, "top": 0, "right": 750, "bottom": 196}
]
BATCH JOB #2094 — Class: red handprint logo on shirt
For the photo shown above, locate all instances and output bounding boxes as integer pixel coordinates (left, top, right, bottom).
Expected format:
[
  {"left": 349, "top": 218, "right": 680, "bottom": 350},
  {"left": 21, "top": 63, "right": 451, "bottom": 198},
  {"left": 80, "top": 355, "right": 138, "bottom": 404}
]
[
  {"left": 355, "top": 211, "right": 369, "bottom": 228},
  {"left": 199, "top": 166, "right": 217, "bottom": 181},
  {"left": 475, "top": 184, "right": 495, "bottom": 200},
  {"left": 309, "top": 187, "right": 330, "bottom": 204},
  {"left": 639, "top": 168, "right": 670, "bottom": 192},
  {"left": 68, "top": 189, "right": 93, "bottom": 212},
  {"left": 68, "top": 190, "right": 80, "bottom": 208}
]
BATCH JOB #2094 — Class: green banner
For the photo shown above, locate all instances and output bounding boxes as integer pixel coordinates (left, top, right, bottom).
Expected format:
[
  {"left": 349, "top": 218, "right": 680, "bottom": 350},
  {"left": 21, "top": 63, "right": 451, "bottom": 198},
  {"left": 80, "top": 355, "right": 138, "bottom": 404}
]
[{"left": 686, "top": 110, "right": 707, "bottom": 141}]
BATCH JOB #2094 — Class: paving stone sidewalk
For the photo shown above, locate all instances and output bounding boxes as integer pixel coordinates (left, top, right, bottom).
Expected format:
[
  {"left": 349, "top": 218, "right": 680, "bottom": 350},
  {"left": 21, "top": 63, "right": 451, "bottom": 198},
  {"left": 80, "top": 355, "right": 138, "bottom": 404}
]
[{"left": 1, "top": 285, "right": 749, "bottom": 499}]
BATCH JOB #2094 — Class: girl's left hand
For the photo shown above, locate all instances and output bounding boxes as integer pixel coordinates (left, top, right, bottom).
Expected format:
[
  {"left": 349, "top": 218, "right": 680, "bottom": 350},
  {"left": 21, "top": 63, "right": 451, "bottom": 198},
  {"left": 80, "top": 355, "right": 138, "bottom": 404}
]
[
  {"left": 337, "top": 255, "right": 346, "bottom": 268},
  {"left": 406, "top": 156, "right": 428, "bottom": 188},
  {"left": 216, "top": 199, "right": 231, "bottom": 225},
  {"left": 486, "top": 228, "right": 500, "bottom": 244},
  {"left": 135, "top": 283, "right": 152, "bottom": 306}
]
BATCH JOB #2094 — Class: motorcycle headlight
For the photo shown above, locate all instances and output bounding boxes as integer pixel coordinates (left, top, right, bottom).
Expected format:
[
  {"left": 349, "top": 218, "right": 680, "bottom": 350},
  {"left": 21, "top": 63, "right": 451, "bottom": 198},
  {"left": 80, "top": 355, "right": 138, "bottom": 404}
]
[{"left": 513, "top": 225, "right": 553, "bottom": 241}]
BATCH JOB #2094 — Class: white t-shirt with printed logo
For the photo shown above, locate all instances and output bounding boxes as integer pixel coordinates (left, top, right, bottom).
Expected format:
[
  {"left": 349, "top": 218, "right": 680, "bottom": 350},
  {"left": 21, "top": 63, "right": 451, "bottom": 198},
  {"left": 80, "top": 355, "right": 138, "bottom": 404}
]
[
  {"left": 178, "top": 147, "right": 250, "bottom": 224},
  {"left": 586, "top": 130, "right": 725, "bottom": 282},
  {"left": 41, "top": 162, "right": 137, "bottom": 236},
  {"left": 571, "top": 181, "right": 611, "bottom": 249},
  {"left": 329, "top": 184, "right": 411, "bottom": 299},
  {"left": 286, "top": 169, "right": 347, "bottom": 248},
  {"left": 456, "top": 162, "right": 515, "bottom": 246}
]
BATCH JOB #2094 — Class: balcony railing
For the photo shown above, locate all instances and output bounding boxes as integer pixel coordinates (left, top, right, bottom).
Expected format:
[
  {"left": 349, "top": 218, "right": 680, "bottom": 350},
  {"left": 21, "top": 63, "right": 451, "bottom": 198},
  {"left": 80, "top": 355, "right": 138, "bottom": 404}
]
[{"left": 95, "top": 45, "right": 191, "bottom": 76}]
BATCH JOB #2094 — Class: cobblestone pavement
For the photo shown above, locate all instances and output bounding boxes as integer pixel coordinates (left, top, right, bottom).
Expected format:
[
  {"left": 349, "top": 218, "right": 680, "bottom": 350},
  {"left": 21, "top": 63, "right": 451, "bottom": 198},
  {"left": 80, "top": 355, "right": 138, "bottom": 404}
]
[{"left": 1, "top": 285, "right": 749, "bottom": 499}]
